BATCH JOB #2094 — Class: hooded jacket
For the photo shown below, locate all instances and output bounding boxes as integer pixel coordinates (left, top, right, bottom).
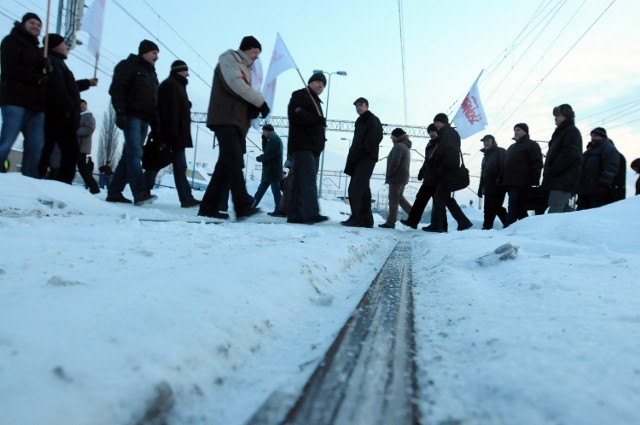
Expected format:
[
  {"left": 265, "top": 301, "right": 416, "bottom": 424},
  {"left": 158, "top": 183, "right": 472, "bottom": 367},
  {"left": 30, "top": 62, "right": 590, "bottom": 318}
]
[
  {"left": 109, "top": 53, "right": 159, "bottom": 122},
  {"left": 502, "top": 135, "right": 543, "bottom": 187},
  {"left": 543, "top": 120, "right": 583, "bottom": 192},
  {"left": 386, "top": 135, "right": 411, "bottom": 184},
  {"left": 577, "top": 138, "right": 620, "bottom": 195},
  {"left": 0, "top": 22, "right": 46, "bottom": 111},
  {"left": 206, "top": 49, "right": 265, "bottom": 136},
  {"left": 479, "top": 143, "right": 506, "bottom": 195},
  {"left": 158, "top": 72, "right": 192, "bottom": 149}
]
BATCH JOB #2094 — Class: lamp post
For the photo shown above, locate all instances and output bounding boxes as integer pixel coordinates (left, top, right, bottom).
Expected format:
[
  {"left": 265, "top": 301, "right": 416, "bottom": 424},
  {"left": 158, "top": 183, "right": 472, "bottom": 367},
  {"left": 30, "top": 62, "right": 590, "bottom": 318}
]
[{"left": 313, "top": 69, "right": 347, "bottom": 198}]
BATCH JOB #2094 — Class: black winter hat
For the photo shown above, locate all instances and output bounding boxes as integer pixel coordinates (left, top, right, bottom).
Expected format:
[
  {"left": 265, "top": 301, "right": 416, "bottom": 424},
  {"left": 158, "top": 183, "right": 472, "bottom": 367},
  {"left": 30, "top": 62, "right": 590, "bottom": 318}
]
[
  {"left": 480, "top": 134, "right": 495, "bottom": 143},
  {"left": 427, "top": 123, "right": 438, "bottom": 133},
  {"left": 239, "top": 36, "right": 261, "bottom": 51},
  {"left": 138, "top": 39, "right": 160, "bottom": 55},
  {"left": 171, "top": 60, "right": 188, "bottom": 73},
  {"left": 590, "top": 127, "right": 607, "bottom": 139},
  {"left": 353, "top": 97, "right": 368, "bottom": 106},
  {"left": 21, "top": 12, "right": 42, "bottom": 24},
  {"left": 433, "top": 113, "right": 449, "bottom": 125},
  {"left": 262, "top": 124, "right": 274, "bottom": 132},
  {"left": 391, "top": 128, "right": 406, "bottom": 137},
  {"left": 308, "top": 72, "right": 327, "bottom": 86},
  {"left": 514, "top": 123, "right": 529, "bottom": 134},
  {"left": 47, "top": 33, "right": 65, "bottom": 48}
]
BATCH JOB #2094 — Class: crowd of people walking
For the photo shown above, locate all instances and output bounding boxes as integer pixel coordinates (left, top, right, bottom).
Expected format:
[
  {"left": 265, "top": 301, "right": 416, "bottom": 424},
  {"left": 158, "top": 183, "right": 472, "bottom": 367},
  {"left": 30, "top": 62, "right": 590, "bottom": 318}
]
[{"left": 1, "top": 14, "right": 638, "bottom": 230}]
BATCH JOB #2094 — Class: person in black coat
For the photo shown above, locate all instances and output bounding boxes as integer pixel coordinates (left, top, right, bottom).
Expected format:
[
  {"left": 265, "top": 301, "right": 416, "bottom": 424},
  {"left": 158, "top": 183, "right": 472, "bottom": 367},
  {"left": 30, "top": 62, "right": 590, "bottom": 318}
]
[
  {"left": 425, "top": 113, "right": 472, "bottom": 232},
  {"left": 502, "top": 123, "right": 543, "bottom": 225},
  {"left": 401, "top": 124, "right": 440, "bottom": 229},
  {"left": 542, "top": 104, "right": 583, "bottom": 213},
  {"left": 478, "top": 134, "right": 507, "bottom": 229},
  {"left": 147, "top": 60, "right": 199, "bottom": 208},
  {"left": 107, "top": 40, "right": 160, "bottom": 205},
  {"left": 341, "top": 97, "right": 383, "bottom": 228},
  {"left": 38, "top": 34, "right": 97, "bottom": 184},
  {"left": 0, "top": 13, "right": 47, "bottom": 177},
  {"left": 576, "top": 127, "right": 620, "bottom": 210},
  {"left": 286, "top": 73, "right": 328, "bottom": 224},
  {"left": 631, "top": 158, "right": 640, "bottom": 196}
]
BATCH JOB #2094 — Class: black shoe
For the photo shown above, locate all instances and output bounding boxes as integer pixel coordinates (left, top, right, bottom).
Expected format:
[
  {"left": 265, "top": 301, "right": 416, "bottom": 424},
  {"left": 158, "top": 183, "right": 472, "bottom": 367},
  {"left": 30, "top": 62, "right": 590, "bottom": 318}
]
[
  {"left": 287, "top": 217, "right": 306, "bottom": 224},
  {"left": 236, "top": 207, "right": 261, "bottom": 220},
  {"left": 378, "top": 222, "right": 395, "bottom": 229},
  {"left": 90, "top": 187, "right": 101, "bottom": 195},
  {"left": 457, "top": 221, "right": 473, "bottom": 231},
  {"left": 181, "top": 198, "right": 201, "bottom": 208},
  {"left": 106, "top": 193, "right": 133, "bottom": 204},
  {"left": 422, "top": 226, "right": 445, "bottom": 233},
  {"left": 268, "top": 210, "right": 287, "bottom": 217},
  {"left": 306, "top": 215, "right": 328, "bottom": 224},
  {"left": 400, "top": 219, "right": 417, "bottom": 229},
  {"left": 134, "top": 194, "right": 158, "bottom": 206},
  {"left": 340, "top": 218, "right": 361, "bottom": 227},
  {"left": 198, "top": 211, "right": 229, "bottom": 220}
]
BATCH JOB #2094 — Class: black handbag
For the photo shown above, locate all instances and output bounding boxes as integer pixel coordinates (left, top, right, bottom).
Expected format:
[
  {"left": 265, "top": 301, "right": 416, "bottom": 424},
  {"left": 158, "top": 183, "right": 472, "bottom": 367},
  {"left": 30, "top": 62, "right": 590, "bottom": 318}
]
[
  {"left": 446, "top": 151, "right": 470, "bottom": 192},
  {"left": 142, "top": 132, "right": 173, "bottom": 171}
]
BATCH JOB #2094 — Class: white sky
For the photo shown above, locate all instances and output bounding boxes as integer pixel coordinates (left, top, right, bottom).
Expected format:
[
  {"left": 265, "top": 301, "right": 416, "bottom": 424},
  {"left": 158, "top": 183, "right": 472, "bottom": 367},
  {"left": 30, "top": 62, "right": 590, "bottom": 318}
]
[
  {"left": 1, "top": 171, "right": 639, "bottom": 424},
  {"left": 1, "top": 0, "right": 639, "bottom": 201}
]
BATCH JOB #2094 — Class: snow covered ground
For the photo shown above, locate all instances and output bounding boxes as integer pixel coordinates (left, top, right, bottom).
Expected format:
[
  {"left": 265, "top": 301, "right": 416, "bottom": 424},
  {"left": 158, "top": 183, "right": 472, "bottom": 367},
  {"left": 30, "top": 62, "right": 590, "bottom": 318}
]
[{"left": 0, "top": 172, "right": 638, "bottom": 425}]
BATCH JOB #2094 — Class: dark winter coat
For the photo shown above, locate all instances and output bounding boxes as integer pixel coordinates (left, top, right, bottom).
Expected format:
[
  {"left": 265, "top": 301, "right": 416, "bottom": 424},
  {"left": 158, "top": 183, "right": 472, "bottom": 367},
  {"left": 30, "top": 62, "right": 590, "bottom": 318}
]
[
  {"left": 287, "top": 87, "right": 325, "bottom": 155},
  {"left": 206, "top": 49, "right": 264, "bottom": 136},
  {"left": 344, "top": 110, "right": 383, "bottom": 175},
  {"left": 158, "top": 72, "right": 192, "bottom": 149},
  {"left": 479, "top": 144, "right": 506, "bottom": 195},
  {"left": 428, "top": 124, "right": 460, "bottom": 181},
  {"left": 577, "top": 138, "right": 620, "bottom": 195},
  {"left": 0, "top": 22, "right": 46, "bottom": 111},
  {"left": 385, "top": 135, "right": 411, "bottom": 184},
  {"left": 543, "top": 120, "right": 583, "bottom": 192},
  {"left": 77, "top": 111, "right": 95, "bottom": 154},
  {"left": 257, "top": 133, "right": 283, "bottom": 182},
  {"left": 46, "top": 50, "right": 81, "bottom": 128},
  {"left": 502, "top": 135, "right": 543, "bottom": 187},
  {"left": 109, "top": 54, "right": 159, "bottom": 122},
  {"left": 417, "top": 138, "right": 438, "bottom": 185}
]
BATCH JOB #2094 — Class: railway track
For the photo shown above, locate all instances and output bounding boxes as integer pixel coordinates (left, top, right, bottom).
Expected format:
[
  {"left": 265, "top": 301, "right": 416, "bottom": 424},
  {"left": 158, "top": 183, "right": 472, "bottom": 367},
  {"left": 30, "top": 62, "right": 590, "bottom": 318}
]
[{"left": 248, "top": 240, "right": 420, "bottom": 425}]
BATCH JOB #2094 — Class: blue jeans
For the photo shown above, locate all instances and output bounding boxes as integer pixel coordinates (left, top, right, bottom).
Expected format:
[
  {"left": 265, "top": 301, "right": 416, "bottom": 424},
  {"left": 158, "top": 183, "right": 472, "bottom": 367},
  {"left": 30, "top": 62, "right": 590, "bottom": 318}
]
[
  {"left": 0, "top": 105, "right": 45, "bottom": 177},
  {"left": 108, "top": 117, "right": 150, "bottom": 199},
  {"left": 253, "top": 179, "right": 282, "bottom": 209},
  {"left": 288, "top": 150, "right": 320, "bottom": 219}
]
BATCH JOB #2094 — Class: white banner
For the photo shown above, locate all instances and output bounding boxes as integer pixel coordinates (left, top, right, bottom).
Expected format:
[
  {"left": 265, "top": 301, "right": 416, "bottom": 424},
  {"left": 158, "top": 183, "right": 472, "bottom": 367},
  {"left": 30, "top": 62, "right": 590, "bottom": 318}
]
[
  {"left": 452, "top": 70, "right": 488, "bottom": 139},
  {"left": 80, "top": 0, "right": 106, "bottom": 58},
  {"left": 262, "top": 33, "right": 298, "bottom": 120}
]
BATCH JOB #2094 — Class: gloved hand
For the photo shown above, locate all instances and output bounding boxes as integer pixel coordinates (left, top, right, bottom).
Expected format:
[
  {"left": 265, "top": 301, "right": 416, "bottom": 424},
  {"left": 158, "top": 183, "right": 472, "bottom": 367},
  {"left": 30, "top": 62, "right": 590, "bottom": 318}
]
[
  {"left": 595, "top": 183, "right": 609, "bottom": 198},
  {"left": 41, "top": 57, "right": 52, "bottom": 74},
  {"left": 258, "top": 102, "right": 270, "bottom": 118},
  {"left": 320, "top": 117, "right": 327, "bottom": 127},
  {"left": 116, "top": 114, "right": 127, "bottom": 130},
  {"left": 256, "top": 155, "right": 264, "bottom": 162},
  {"left": 478, "top": 191, "right": 483, "bottom": 198},
  {"left": 417, "top": 170, "right": 423, "bottom": 181}
]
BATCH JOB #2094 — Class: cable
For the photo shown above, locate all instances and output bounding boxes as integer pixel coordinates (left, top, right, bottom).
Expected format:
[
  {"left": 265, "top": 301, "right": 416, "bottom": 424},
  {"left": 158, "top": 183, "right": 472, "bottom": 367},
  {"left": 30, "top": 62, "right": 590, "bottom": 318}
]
[
  {"left": 397, "top": 0, "right": 408, "bottom": 124},
  {"left": 496, "top": 0, "right": 618, "bottom": 132}
]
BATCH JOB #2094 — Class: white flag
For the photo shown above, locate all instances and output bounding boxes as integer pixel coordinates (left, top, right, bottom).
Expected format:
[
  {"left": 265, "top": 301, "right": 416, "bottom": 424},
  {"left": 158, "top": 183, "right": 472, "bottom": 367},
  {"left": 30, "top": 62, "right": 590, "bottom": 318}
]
[
  {"left": 262, "top": 33, "right": 298, "bottom": 119},
  {"left": 452, "top": 71, "right": 488, "bottom": 139},
  {"left": 80, "top": 0, "right": 106, "bottom": 58},
  {"left": 250, "top": 58, "right": 264, "bottom": 130}
]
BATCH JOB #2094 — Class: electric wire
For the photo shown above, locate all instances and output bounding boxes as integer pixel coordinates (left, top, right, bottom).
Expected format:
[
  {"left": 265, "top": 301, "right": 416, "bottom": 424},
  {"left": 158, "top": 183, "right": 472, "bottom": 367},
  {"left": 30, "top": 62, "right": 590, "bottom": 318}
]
[{"left": 495, "top": 0, "right": 618, "bottom": 133}]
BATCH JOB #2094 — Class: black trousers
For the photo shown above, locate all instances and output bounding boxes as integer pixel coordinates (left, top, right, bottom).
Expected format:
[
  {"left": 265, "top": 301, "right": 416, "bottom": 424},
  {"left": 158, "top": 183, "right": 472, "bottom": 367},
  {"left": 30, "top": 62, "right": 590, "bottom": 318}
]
[
  {"left": 483, "top": 191, "right": 507, "bottom": 229},
  {"left": 406, "top": 183, "right": 436, "bottom": 225},
  {"left": 199, "top": 126, "right": 253, "bottom": 216},
  {"left": 430, "top": 182, "right": 468, "bottom": 230},
  {"left": 347, "top": 159, "right": 376, "bottom": 226},
  {"left": 41, "top": 116, "right": 79, "bottom": 184},
  {"left": 77, "top": 152, "right": 99, "bottom": 192}
]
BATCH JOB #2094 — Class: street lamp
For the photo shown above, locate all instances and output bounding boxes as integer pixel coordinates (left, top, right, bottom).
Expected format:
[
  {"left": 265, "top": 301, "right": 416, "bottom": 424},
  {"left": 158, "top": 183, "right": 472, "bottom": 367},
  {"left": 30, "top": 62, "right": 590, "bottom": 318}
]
[{"left": 313, "top": 69, "right": 347, "bottom": 198}]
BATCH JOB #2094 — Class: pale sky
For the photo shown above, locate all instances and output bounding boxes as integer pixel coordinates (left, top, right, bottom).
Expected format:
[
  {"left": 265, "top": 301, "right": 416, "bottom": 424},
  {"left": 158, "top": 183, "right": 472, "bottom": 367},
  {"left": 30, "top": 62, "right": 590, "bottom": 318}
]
[{"left": 2, "top": 0, "right": 639, "bottom": 186}]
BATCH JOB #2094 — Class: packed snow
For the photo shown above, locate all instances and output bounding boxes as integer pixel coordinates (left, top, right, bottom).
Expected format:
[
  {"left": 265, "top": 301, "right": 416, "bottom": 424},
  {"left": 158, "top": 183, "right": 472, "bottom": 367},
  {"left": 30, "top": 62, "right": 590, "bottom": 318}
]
[{"left": 0, "top": 172, "right": 638, "bottom": 425}]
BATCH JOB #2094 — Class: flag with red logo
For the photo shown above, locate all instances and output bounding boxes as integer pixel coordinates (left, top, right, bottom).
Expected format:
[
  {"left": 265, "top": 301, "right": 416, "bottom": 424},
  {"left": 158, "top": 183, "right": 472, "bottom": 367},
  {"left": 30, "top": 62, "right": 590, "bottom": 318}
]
[
  {"left": 452, "top": 71, "right": 488, "bottom": 139},
  {"left": 262, "top": 33, "right": 298, "bottom": 120}
]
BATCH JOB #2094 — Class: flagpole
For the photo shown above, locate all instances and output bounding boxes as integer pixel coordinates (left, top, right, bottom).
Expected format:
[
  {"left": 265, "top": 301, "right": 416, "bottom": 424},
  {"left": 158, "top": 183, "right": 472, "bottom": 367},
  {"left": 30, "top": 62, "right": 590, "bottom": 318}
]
[
  {"left": 295, "top": 68, "right": 323, "bottom": 118},
  {"left": 43, "top": 0, "right": 52, "bottom": 57},
  {"left": 93, "top": 53, "right": 100, "bottom": 79}
]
